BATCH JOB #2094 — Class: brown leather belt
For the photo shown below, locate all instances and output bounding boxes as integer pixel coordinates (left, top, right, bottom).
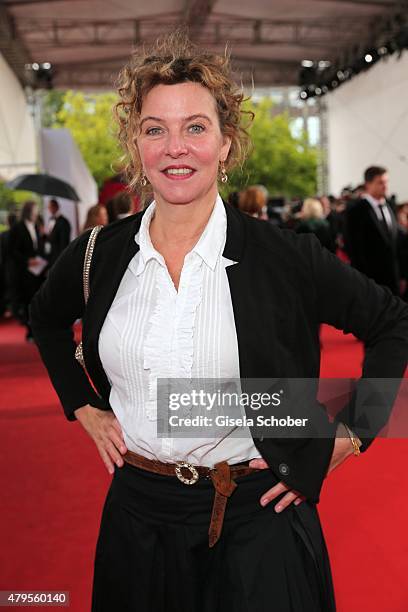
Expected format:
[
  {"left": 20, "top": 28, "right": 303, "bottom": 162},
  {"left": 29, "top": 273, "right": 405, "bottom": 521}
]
[{"left": 123, "top": 449, "right": 260, "bottom": 547}]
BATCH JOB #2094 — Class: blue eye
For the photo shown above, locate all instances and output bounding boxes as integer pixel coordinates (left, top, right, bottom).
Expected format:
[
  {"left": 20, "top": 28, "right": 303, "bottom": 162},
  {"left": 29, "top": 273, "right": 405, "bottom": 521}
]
[
  {"left": 189, "top": 124, "right": 205, "bottom": 134},
  {"left": 146, "top": 127, "right": 162, "bottom": 135}
]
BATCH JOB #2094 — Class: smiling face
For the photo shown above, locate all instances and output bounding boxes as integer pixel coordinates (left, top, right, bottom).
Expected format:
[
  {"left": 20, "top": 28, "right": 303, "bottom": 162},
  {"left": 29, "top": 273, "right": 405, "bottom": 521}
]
[{"left": 136, "top": 82, "right": 231, "bottom": 207}]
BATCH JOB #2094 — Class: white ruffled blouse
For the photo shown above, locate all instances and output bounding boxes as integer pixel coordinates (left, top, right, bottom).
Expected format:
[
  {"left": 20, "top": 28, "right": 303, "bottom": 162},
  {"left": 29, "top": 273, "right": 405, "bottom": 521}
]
[{"left": 98, "top": 194, "right": 261, "bottom": 466}]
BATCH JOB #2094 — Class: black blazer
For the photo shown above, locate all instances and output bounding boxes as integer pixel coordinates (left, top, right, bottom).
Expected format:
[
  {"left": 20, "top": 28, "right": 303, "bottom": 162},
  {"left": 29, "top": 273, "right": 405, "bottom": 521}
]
[
  {"left": 8, "top": 221, "right": 44, "bottom": 296},
  {"left": 47, "top": 215, "right": 71, "bottom": 267},
  {"left": 29, "top": 203, "right": 408, "bottom": 503},
  {"left": 8, "top": 221, "right": 43, "bottom": 269},
  {"left": 345, "top": 198, "right": 400, "bottom": 294}
]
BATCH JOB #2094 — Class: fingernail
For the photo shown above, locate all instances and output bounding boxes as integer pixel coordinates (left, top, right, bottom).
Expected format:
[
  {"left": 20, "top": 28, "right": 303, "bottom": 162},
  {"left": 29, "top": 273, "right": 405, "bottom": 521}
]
[
  {"left": 260, "top": 497, "right": 268, "bottom": 506},
  {"left": 275, "top": 505, "right": 282, "bottom": 513},
  {"left": 294, "top": 499, "right": 301, "bottom": 505},
  {"left": 121, "top": 446, "right": 126, "bottom": 453},
  {"left": 116, "top": 460, "right": 123, "bottom": 467}
]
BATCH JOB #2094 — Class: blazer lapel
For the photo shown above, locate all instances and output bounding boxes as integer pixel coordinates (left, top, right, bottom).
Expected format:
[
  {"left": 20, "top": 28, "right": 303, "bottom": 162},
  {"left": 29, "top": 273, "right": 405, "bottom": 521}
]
[
  {"left": 364, "top": 199, "right": 391, "bottom": 244},
  {"left": 83, "top": 213, "right": 144, "bottom": 398},
  {"left": 388, "top": 204, "right": 399, "bottom": 242},
  {"left": 22, "top": 222, "right": 36, "bottom": 252},
  {"left": 222, "top": 203, "right": 300, "bottom": 379},
  {"left": 222, "top": 203, "right": 292, "bottom": 449},
  {"left": 222, "top": 202, "right": 254, "bottom": 378},
  {"left": 223, "top": 203, "right": 278, "bottom": 379}
]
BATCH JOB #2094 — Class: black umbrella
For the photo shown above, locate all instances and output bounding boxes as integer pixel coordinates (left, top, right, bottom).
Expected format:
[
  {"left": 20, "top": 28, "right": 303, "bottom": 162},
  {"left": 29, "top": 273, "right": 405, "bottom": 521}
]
[{"left": 6, "top": 173, "right": 80, "bottom": 201}]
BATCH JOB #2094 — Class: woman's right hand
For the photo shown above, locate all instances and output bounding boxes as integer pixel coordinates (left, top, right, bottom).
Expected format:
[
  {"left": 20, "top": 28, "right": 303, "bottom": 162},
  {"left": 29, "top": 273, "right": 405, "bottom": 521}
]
[{"left": 74, "top": 405, "right": 128, "bottom": 474}]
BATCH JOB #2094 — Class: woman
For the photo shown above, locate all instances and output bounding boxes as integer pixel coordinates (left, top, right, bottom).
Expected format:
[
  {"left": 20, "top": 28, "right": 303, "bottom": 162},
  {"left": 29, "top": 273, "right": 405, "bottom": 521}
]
[
  {"left": 8, "top": 200, "right": 45, "bottom": 340},
  {"left": 238, "top": 185, "right": 269, "bottom": 220},
  {"left": 105, "top": 191, "right": 135, "bottom": 224},
  {"left": 295, "top": 198, "right": 336, "bottom": 253},
  {"left": 30, "top": 33, "right": 408, "bottom": 612},
  {"left": 82, "top": 204, "right": 108, "bottom": 232}
]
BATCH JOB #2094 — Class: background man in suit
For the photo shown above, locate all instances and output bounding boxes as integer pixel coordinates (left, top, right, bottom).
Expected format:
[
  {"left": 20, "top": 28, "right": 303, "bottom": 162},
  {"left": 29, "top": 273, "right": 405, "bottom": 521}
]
[
  {"left": 8, "top": 201, "right": 46, "bottom": 340},
  {"left": 0, "top": 212, "right": 18, "bottom": 317},
  {"left": 46, "top": 199, "right": 71, "bottom": 268},
  {"left": 345, "top": 166, "right": 401, "bottom": 295}
]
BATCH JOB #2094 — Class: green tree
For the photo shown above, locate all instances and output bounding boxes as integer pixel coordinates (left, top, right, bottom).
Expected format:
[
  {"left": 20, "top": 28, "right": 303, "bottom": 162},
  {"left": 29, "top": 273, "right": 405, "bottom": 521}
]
[
  {"left": 54, "top": 91, "right": 122, "bottom": 188},
  {"left": 224, "top": 99, "right": 318, "bottom": 198},
  {"left": 0, "top": 182, "right": 40, "bottom": 215},
  {"left": 48, "top": 92, "right": 317, "bottom": 197},
  {"left": 41, "top": 90, "right": 65, "bottom": 128}
]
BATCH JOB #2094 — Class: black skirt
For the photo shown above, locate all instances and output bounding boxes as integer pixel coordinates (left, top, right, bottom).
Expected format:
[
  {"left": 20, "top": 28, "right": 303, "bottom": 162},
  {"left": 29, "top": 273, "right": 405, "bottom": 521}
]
[{"left": 91, "top": 462, "right": 336, "bottom": 612}]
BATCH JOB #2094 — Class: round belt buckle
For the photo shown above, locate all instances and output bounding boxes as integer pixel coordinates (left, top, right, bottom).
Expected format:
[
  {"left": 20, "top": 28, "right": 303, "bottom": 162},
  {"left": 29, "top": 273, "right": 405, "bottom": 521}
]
[{"left": 175, "top": 461, "right": 199, "bottom": 485}]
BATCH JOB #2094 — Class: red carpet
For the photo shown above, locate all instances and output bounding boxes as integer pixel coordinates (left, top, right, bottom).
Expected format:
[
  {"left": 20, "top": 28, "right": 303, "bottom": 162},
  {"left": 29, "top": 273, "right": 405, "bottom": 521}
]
[{"left": 0, "top": 318, "right": 407, "bottom": 611}]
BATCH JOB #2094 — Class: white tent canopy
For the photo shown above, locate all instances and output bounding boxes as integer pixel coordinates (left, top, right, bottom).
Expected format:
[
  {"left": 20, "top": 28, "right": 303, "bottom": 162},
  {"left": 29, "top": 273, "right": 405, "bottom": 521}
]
[
  {"left": 40, "top": 127, "right": 98, "bottom": 236},
  {"left": 1, "top": 0, "right": 401, "bottom": 89},
  {"left": 0, "top": 52, "right": 36, "bottom": 181},
  {"left": 0, "top": 49, "right": 99, "bottom": 236},
  {"left": 327, "top": 51, "right": 408, "bottom": 201}
]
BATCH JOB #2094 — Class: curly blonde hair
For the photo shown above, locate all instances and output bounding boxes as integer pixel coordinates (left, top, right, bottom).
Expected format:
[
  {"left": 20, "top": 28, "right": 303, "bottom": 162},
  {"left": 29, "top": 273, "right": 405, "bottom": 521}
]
[{"left": 114, "top": 30, "right": 254, "bottom": 194}]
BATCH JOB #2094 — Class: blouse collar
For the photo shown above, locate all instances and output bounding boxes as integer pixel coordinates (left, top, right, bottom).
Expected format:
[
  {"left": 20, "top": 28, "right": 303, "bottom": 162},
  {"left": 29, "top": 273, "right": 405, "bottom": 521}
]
[{"left": 132, "top": 193, "right": 227, "bottom": 276}]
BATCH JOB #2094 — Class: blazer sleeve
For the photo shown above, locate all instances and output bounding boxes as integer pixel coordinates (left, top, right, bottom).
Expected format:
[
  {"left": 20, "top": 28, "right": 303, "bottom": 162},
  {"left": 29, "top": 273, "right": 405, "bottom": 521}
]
[
  {"left": 306, "top": 233, "right": 408, "bottom": 450},
  {"left": 29, "top": 231, "right": 110, "bottom": 421}
]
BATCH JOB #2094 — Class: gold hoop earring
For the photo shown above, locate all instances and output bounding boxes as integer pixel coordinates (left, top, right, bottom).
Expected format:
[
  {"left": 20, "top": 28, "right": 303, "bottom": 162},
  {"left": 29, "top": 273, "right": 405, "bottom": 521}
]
[
  {"left": 220, "top": 162, "right": 228, "bottom": 184},
  {"left": 140, "top": 173, "right": 147, "bottom": 187}
]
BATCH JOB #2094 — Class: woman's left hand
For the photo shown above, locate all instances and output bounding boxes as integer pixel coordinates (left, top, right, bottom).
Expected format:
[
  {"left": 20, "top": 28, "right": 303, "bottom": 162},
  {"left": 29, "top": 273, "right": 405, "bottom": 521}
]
[{"left": 249, "top": 426, "right": 355, "bottom": 513}]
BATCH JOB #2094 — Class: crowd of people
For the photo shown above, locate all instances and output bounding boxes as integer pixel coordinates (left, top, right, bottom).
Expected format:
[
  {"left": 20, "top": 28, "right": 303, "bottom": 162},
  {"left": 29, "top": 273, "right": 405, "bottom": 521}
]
[
  {"left": 230, "top": 164, "right": 408, "bottom": 299},
  {"left": 0, "top": 198, "right": 70, "bottom": 340},
  {"left": 0, "top": 190, "right": 135, "bottom": 339},
  {"left": 1, "top": 164, "right": 407, "bottom": 341}
]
